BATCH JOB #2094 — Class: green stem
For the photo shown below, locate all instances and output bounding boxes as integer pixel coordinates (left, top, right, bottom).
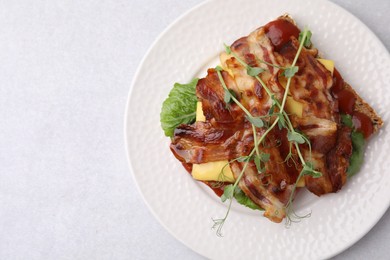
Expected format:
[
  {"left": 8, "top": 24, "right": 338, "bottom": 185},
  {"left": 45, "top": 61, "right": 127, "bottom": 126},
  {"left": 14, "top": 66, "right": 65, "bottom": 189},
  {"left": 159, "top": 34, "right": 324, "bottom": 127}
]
[
  {"left": 216, "top": 70, "right": 261, "bottom": 159},
  {"left": 216, "top": 70, "right": 252, "bottom": 117},
  {"left": 252, "top": 124, "right": 261, "bottom": 158},
  {"left": 280, "top": 29, "right": 308, "bottom": 113},
  {"left": 256, "top": 57, "right": 285, "bottom": 69},
  {"left": 213, "top": 148, "right": 254, "bottom": 236}
]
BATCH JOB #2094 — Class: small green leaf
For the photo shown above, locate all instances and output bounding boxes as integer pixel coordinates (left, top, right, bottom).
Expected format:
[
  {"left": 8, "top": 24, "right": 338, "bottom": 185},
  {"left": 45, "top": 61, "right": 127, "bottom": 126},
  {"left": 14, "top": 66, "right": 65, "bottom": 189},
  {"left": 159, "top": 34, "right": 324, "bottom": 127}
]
[
  {"left": 221, "top": 184, "right": 235, "bottom": 202},
  {"left": 223, "top": 88, "right": 236, "bottom": 106},
  {"left": 341, "top": 114, "right": 353, "bottom": 128},
  {"left": 283, "top": 66, "right": 299, "bottom": 78},
  {"left": 268, "top": 104, "right": 275, "bottom": 116},
  {"left": 224, "top": 43, "right": 232, "bottom": 54},
  {"left": 247, "top": 66, "right": 265, "bottom": 77},
  {"left": 247, "top": 116, "right": 264, "bottom": 128},
  {"left": 301, "top": 162, "right": 322, "bottom": 178},
  {"left": 254, "top": 155, "right": 263, "bottom": 173},
  {"left": 299, "top": 30, "right": 312, "bottom": 48},
  {"left": 277, "top": 113, "right": 286, "bottom": 129},
  {"left": 287, "top": 131, "right": 305, "bottom": 144},
  {"left": 271, "top": 95, "right": 278, "bottom": 105},
  {"left": 224, "top": 89, "right": 232, "bottom": 104},
  {"left": 260, "top": 153, "right": 270, "bottom": 162},
  {"left": 268, "top": 96, "right": 279, "bottom": 116}
]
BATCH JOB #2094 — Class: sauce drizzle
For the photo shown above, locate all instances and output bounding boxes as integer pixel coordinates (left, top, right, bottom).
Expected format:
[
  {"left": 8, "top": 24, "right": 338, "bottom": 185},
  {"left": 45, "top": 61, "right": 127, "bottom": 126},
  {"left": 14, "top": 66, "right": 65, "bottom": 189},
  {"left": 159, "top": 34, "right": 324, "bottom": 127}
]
[{"left": 265, "top": 19, "right": 300, "bottom": 52}]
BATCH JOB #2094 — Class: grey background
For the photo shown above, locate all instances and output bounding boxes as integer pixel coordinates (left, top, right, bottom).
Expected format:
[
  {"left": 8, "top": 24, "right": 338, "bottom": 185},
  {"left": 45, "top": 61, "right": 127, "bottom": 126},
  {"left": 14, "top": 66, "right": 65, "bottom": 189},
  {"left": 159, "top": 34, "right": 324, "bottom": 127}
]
[{"left": 0, "top": 0, "right": 388, "bottom": 259}]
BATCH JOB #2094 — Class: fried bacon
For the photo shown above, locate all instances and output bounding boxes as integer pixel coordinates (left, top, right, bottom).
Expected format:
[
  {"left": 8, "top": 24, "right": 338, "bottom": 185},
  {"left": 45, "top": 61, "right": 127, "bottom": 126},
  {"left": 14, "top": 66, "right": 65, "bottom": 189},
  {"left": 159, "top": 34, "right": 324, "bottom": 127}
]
[{"left": 170, "top": 15, "right": 362, "bottom": 222}]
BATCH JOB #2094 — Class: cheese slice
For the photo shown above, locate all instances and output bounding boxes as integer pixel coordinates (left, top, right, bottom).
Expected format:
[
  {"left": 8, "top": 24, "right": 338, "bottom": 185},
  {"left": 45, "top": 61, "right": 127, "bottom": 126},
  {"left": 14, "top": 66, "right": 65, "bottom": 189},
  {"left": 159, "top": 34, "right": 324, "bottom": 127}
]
[
  {"left": 297, "top": 177, "right": 305, "bottom": 187},
  {"left": 192, "top": 161, "right": 235, "bottom": 182},
  {"left": 193, "top": 102, "right": 234, "bottom": 182},
  {"left": 196, "top": 102, "right": 206, "bottom": 122},
  {"left": 286, "top": 96, "right": 303, "bottom": 117},
  {"left": 317, "top": 59, "right": 334, "bottom": 75}
]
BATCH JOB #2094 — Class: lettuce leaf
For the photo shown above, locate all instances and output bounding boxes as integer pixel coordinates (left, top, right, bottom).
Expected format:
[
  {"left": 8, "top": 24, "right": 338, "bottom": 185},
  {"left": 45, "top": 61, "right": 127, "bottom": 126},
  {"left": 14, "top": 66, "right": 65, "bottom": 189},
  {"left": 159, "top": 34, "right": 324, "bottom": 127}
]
[
  {"left": 160, "top": 79, "right": 199, "bottom": 137},
  {"left": 221, "top": 185, "right": 262, "bottom": 210},
  {"left": 340, "top": 114, "right": 366, "bottom": 177},
  {"left": 234, "top": 187, "right": 262, "bottom": 211},
  {"left": 347, "top": 131, "right": 365, "bottom": 177}
]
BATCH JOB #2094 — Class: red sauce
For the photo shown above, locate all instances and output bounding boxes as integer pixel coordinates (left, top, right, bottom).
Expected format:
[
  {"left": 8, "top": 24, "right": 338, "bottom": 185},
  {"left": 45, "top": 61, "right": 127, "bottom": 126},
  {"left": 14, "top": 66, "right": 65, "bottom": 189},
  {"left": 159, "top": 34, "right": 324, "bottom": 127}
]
[
  {"left": 353, "top": 112, "right": 374, "bottom": 138},
  {"left": 205, "top": 183, "right": 225, "bottom": 197},
  {"left": 336, "top": 89, "right": 356, "bottom": 115},
  {"left": 331, "top": 68, "right": 344, "bottom": 95},
  {"left": 331, "top": 67, "right": 373, "bottom": 138},
  {"left": 264, "top": 19, "right": 300, "bottom": 52}
]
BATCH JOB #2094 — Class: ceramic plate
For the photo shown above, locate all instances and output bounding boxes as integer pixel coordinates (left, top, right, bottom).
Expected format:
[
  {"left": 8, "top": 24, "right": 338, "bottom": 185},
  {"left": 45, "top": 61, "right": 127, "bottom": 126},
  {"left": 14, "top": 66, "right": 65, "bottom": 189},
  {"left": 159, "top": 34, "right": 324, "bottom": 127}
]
[{"left": 125, "top": 0, "right": 390, "bottom": 258}]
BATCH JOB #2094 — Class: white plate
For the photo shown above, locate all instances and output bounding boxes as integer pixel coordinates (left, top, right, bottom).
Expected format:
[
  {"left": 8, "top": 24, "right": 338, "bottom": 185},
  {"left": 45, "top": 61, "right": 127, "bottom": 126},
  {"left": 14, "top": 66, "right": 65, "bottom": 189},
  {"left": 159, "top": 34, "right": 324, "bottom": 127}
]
[{"left": 125, "top": 0, "right": 390, "bottom": 258}]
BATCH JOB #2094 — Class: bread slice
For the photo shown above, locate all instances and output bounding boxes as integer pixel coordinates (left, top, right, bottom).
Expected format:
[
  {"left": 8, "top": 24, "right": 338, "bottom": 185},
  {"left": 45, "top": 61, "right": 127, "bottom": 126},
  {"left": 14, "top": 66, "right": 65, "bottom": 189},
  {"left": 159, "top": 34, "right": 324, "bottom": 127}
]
[{"left": 344, "top": 83, "right": 383, "bottom": 133}]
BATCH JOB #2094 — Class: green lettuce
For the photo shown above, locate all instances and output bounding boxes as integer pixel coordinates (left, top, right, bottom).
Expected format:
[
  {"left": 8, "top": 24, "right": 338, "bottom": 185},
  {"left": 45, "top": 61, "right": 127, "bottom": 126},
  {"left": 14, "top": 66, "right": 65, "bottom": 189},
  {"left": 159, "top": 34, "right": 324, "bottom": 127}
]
[
  {"left": 234, "top": 187, "right": 262, "bottom": 210},
  {"left": 340, "top": 114, "right": 366, "bottom": 177},
  {"left": 347, "top": 131, "right": 365, "bottom": 177},
  {"left": 221, "top": 185, "right": 262, "bottom": 211},
  {"left": 160, "top": 79, "right": 199, "bottom": 137}
]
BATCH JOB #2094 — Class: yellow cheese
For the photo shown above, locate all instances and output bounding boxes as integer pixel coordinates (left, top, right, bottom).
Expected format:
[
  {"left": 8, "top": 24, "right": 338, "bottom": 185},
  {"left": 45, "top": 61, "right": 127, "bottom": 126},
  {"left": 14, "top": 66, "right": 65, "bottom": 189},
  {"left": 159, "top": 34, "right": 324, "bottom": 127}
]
[
  {"left": 317, "top": 59, "right": 334, "bottom": 75},
  {"left": 193, "top": 102, "right": 234, "bottom": 182},
  {"left": 286, "top": 96, "right": 303, "bottom": 118},
  {"left": 278, "top": 75, "right": 287, "bottom": 89},
  {"left": 297, "top": 177, "right": 305, "bottom": 187},
  {"left": 196, "top": 102, "right": 206, "bottom": 122},
  {"left": 192, "top": 161, "right": 235, "bottom": 182},
  {"left": 219, "top": 55, "right": 234, "bottom": 78}
]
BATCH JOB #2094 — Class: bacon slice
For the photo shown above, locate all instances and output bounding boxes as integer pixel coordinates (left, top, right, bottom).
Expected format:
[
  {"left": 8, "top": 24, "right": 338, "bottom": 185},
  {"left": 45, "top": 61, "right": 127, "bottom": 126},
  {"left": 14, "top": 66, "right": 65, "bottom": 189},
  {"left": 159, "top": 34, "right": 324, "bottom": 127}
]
[
  {"left": 170, "top": 121, "right": 251, "bottom": 164},
  {"left": 231, "top": 129, "right": 296, "bottom": 222}
]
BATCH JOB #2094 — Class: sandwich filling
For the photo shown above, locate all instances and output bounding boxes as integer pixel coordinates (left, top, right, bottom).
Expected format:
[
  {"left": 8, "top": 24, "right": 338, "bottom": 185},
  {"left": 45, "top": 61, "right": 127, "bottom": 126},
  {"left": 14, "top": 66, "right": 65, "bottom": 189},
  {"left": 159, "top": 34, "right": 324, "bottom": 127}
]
[{"left": 162, "top": 15, "right": 383, "bottom": 225}]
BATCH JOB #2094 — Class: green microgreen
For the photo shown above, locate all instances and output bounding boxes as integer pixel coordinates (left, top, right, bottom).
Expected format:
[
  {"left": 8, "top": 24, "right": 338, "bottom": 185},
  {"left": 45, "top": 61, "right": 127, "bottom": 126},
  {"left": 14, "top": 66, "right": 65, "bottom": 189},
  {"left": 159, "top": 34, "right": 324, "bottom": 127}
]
[
  {"left": 212, "top": 156, "right": 252, "bottom": 236},
  {"left": 224, "top": 89, "right": 237, "bottom": 104},
  {"left": 301, "top": 162, "right": 322, "bottom": 178},
  {"left": 224, "top": 43, "right": 232, "bottom": 54},
  {"left": 282, "top": 66, "right": 299, "bottom": 78},
  {"left": 247, "top": 66, "right": 265, "bottom": 77},
  {"left": 299, "top": 28, "right": 312, "bottom": 48},
  {"left": 287, "top": 131, "right": 306, "bottom": 144},
  {"left": 253, "top": 152, "right": 270, "bottom": 173},
  {"left": 221, "top": 184, "right": 235, "bottom": 202},
  {"left": 254, "top": 155, "right": 263, "bottom": 172},
  {"left": 246, "top": 115, "right": 264, "bottom": 128},
  {"left": 260, "top": 153, "right": 270, "bottom": 162},
  {"left": 256, "top": 58, "right": 285, "bottom": 69},
  {"left": 277, "top": 113, "right": 286, "bottom": 129}
]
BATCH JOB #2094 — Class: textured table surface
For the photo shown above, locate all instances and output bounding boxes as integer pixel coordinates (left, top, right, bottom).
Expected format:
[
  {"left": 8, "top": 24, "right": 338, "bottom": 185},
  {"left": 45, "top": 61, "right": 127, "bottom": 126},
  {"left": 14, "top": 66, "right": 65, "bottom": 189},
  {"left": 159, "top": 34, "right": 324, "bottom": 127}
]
[{"left": 0, "top": 0, "right": 389, "bottom": 259}]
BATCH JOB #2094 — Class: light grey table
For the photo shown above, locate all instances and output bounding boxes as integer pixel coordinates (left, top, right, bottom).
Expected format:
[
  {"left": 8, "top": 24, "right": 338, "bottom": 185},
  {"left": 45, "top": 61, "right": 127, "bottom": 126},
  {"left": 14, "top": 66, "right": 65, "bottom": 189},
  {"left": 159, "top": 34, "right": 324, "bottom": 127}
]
[{"left": 0, "top": 0, "right": 388, "bottom": 259}]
